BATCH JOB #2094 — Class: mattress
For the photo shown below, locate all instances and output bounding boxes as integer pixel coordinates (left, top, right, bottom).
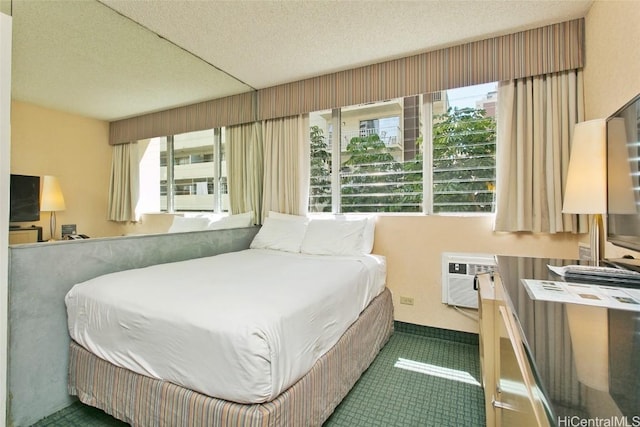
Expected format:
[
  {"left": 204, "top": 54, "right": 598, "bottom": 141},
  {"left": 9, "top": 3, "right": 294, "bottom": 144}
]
[
  {"left": 68, "top": 288, "right": 394, "bottom": 427},
  {"left": 65, "top": 248, "right": 386, "bottom": 404}
]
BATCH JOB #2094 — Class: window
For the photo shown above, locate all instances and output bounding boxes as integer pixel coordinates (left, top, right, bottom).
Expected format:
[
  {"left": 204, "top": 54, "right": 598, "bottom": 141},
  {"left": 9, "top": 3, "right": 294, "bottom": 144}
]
[
  {"left": 431, "top": 84, "right": 497, "bottom": 213},
  {"left": 140, "top": 128, "right": 228, "bottom": 214},
  {"left": 309, "top": 83, "right": 497, "bottom": 214}
]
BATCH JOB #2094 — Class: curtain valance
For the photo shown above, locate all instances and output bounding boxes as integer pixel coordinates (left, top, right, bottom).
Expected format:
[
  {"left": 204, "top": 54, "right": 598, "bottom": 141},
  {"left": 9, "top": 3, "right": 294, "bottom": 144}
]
[
  {"left": 109, "top": 91, "right": 257, "bottom": 145},
  {"left": 257, "top": 18, "right": 584, "bottom": 120}
]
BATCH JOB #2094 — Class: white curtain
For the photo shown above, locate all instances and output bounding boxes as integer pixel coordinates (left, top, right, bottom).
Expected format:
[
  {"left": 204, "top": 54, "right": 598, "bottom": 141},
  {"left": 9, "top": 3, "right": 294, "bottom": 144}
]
[
  {"left": 261, "top": 115, "right": 310, "bottom": 219},
  {"left": 494, "top": 69, "right": 587, "bottom": 233},
  {"left": 226, "top": 122, "right": 264, "bottom": 224},
  {"left": 108, "top": 142, "right": 140, "bottom": 222}
]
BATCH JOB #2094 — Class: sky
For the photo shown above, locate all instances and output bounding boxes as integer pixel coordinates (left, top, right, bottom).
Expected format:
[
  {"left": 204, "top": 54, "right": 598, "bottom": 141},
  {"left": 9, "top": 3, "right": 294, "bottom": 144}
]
[{"left": 447, "top": 82, "right": 497, "bottom": 109}]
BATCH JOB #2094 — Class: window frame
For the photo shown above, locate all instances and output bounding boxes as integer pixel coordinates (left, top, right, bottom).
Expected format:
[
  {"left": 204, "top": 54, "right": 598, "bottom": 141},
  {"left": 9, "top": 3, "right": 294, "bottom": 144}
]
[
  {"left": 309, "top": 86, "right": 497, "bottom": 216},
  {"left": 157, "top": 128, "right": 227, "bottom": 214}
]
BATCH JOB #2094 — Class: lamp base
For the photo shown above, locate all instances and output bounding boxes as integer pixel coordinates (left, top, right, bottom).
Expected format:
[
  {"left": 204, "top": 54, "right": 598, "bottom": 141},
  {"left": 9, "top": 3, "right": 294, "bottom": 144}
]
[
  {"left": 590, "top": 214, "right": 604, "bottom": 266},
  {"left": 49, "top": 211, "right": 57, "bottom": 241}
]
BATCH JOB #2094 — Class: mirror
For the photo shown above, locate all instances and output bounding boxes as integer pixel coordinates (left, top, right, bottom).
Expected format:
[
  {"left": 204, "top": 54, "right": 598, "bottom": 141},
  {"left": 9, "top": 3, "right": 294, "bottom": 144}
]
[
  {"left": 8, "top": 0, "right": 254, "bottom": 238},
  {"left": 10, "top": 0, "right": 252, "bottom": 121}
]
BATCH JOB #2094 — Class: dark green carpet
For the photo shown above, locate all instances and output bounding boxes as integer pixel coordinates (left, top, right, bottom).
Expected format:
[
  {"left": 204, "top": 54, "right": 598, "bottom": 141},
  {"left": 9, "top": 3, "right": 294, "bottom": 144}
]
[
  {"left": 323, "top": 328, "right": 485, "bottom": 427},
  {"left": 32, "top": 324, "right": 485, "bottom": 427}
]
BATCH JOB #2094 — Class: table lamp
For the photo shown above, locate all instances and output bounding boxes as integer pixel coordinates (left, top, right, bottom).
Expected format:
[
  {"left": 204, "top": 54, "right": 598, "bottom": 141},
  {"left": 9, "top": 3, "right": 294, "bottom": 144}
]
[
  {"left": 40, "top": 175, "right": 66, "bottom": 241},
  {"left": 562, "top": 119, "right": 606, "bottom": 265}
]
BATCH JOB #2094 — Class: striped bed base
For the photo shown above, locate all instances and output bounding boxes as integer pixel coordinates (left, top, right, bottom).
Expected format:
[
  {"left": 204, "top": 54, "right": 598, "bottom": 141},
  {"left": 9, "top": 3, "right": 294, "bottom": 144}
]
[{"left": 68, "top": 287, "right": 394, "bottom": 427}]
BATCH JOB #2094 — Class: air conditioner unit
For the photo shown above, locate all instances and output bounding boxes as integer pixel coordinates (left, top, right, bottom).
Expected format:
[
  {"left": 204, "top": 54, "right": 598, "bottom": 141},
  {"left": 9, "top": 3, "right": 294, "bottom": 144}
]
[{"left": 441, "top": 252, "right": 496, "bottom": 309}]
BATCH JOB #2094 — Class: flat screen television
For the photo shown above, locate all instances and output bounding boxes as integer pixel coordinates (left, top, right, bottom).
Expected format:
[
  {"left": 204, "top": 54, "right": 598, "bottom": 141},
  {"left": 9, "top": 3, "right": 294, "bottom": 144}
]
[
  {"left": 606, "top": 93, "right": 640, "bottom": 254},
  {"left": 9, "top": 174, "right": 40, "bottom": 223}
]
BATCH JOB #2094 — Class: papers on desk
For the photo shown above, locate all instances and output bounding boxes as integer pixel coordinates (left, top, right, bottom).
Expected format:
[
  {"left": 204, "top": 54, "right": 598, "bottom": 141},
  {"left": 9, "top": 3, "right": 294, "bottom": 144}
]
[{"left": 521, "top": 279, "right": 640, "bottom": 312}]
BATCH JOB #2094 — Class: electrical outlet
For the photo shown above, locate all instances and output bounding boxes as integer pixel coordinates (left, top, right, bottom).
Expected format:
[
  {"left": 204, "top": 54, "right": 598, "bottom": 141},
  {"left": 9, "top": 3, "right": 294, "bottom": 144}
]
[{"left": 399, "top": 296, "right": 414, "bottom": 305}]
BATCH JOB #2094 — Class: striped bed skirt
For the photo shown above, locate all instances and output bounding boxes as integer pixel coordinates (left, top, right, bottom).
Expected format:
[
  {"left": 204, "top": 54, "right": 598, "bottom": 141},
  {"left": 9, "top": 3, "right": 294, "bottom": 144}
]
[{"left": 68, "top": 287, "right": 394, "bottom": 427}]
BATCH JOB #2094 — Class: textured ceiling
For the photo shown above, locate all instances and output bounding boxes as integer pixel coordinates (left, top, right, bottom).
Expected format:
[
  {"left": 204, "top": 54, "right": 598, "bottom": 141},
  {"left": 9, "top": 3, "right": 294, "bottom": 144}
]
[
  {"left": 11, "top": 0, "right": 251, "bottom": 121},
  {"left": 10, "top": 0, "right": 593, "bottom": 121}
]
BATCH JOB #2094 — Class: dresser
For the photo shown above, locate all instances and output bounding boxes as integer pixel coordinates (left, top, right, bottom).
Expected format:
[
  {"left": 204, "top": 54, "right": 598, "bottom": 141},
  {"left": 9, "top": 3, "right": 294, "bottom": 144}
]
[{"left": 477, "top": 256, "right": 640, "bottom": 426}]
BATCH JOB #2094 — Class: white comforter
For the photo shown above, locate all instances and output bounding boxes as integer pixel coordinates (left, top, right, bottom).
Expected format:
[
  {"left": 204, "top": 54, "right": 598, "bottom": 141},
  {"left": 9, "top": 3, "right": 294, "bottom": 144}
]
[{"left": 65, "top": 249, "right": 386, "bottom": 403}]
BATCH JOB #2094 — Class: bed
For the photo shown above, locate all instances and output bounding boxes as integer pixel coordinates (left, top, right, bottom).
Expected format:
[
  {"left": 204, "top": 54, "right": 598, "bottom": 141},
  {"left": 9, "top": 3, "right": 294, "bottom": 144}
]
[{"left": 66, "top": 214, "right": 394, "bottom": 426}]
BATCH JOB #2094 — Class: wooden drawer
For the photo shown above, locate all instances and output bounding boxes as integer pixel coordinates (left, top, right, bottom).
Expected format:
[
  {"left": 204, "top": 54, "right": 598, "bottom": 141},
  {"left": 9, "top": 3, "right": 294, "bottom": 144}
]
[{"left": 478, "top": 272, "right": 550, "bottom": 427}]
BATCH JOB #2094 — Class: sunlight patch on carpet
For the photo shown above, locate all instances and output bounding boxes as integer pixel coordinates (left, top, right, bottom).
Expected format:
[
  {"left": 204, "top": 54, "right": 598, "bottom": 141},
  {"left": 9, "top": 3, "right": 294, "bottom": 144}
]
[{"left": 394, "top": 357, "right": 481, "bottom": 386}]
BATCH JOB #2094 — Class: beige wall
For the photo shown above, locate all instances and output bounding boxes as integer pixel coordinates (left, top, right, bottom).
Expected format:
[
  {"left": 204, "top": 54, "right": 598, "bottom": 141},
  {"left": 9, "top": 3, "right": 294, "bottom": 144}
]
[
  {"left": 372, "top": 215, "right": 581, "bottom": 333},
  {"left": 10, "top": 100, "right": 125, "bottom": 239},
  {"left": 584, "top": 0, "right": 640, "bottom": 259},
  {"left": 584, "top": 1, "right": 640, "bottom": 122}
]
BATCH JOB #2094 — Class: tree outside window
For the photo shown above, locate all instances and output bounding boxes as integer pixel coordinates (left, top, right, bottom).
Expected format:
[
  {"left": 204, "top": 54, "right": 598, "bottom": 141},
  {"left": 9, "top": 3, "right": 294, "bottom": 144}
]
[{"left": 309, "top": 85, "right": 497, "bottom": 214}]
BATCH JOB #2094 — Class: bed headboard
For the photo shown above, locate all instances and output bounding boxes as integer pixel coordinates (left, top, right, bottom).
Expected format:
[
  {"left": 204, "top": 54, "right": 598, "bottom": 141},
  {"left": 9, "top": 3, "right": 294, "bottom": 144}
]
[{"left": 7, "top": 227, "right": 259, "bottom": 427}]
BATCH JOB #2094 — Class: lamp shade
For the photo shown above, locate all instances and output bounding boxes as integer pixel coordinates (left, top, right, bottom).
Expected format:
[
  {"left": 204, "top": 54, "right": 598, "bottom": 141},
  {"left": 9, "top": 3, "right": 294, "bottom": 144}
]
[
  {"left": 40, "top": 175, "right": 66, "bottom": 212},
  {"left": 562, "top": 119, "right": 607, "bottom": 214}
]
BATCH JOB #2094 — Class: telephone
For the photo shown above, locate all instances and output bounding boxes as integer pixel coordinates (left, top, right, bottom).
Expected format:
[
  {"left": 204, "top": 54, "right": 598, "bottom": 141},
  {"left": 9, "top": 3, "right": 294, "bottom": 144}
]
[{"left": 65, "top": 234, "right": 90, "bottom": 240}]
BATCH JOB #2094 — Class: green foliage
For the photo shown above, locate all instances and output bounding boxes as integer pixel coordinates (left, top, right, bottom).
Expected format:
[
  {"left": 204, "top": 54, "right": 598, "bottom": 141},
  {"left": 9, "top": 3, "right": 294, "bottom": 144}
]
[
  {"left": 308, "top": 106, "right": 496, "bottom": 214},
  {"left": 341, "top": 134, "right": 419, "bottom": 213},
  {"left": 309, "top": 125, "right": 332, "bottom": 212},
  {"left": 432, "top": 107, "right": 496, "bottom": 212},
  {"left": 344, "top": 134, "right": 396, "bottom": 166}
]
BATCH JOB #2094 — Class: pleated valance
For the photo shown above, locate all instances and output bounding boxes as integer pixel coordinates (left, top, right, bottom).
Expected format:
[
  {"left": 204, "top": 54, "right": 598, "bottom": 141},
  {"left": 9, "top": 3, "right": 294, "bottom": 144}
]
[
  {"left": 109, "top": 92, "right": 257, "bottom": 145},
  {"left": 257, "top": 18, "right": 584, "bottom": 120}
]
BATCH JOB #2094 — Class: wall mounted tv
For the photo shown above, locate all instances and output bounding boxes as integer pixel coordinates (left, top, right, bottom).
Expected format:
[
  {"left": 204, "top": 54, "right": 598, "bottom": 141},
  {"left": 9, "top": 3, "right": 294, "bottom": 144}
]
[{"left": 9, "top": 174, "right": 40, "bottom": 223}]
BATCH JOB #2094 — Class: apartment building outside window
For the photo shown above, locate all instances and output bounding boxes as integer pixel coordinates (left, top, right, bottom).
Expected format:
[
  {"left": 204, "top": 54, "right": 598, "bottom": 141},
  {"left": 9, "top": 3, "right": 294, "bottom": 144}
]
[
  {"left": 308, "top": 82, "right": 497, "bottom": 214},
  {"left": 141, "top": 128, "right": 228, "bottom": 214}
]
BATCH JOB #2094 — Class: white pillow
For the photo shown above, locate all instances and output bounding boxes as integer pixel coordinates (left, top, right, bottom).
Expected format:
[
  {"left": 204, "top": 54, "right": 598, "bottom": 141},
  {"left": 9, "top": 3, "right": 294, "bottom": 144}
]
[
  {"left": 362, "top": 216, "right": 376, "bottom": 253},
  {"left": 184, "top": 212, "right": 225, "bottom": 222},
  {"left": 268, "top": 211, "right": 308, "bottom": 222},
  {"left": 167, "top": 216, "right": 210, "bottom": 233},
  {"left": 300, "top": 218, "right": 368, "bottom": 256},
  {"left": 207, "top": 211, "right": 254, "bottom": 230},
  {"left": 250, "top": 217, "right": 308, "bottom": 253},
  {"left": 337, "top": 215, "right": 375, "bottom": 253},
  {"left": 308, "top": 214, "right": 376, "bottom": 253}
]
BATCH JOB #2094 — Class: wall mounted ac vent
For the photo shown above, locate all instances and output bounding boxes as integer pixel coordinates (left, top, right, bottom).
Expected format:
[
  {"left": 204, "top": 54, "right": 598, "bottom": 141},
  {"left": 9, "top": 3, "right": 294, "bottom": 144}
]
[{"left": 441, "top": 252, "right": 496, "bottom": 309}]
